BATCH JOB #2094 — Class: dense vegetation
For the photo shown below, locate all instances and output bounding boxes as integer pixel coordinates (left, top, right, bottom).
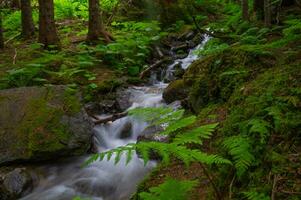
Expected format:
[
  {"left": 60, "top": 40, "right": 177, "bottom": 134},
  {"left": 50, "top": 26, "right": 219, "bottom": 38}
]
[{"left": 0, "top": 0, "right": 300, "bottom": 200}]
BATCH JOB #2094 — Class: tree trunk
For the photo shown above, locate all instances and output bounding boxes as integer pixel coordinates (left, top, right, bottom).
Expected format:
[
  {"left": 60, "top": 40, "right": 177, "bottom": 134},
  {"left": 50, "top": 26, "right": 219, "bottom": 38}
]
[
  {"left": 0, "top": 12, "right": 4, "bottom": 49},
  {"left": 87, "top": 0, "right": 112, "bottom": 43},
  {"left": 241, "top": 0, "right": 249, "bottom": 21},
  {"left": 253, "top": 0, "right": 264, "bottom": 20},
  {"left": 264, "top": 0, "right": 272, "bottom": 27},
  {"left": 38, "top": 0, "right": 60, "bottom": 47},
  {"left": 21, "top": 0, "right": 35, "bottom": 39},
  {"left": 11, "top": 0, "right": 20, "bottom": 9}
]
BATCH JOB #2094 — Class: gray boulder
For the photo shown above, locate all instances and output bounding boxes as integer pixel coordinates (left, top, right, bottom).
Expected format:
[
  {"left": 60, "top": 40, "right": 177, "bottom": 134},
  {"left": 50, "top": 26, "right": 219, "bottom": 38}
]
[{"left": 0, "top": 86, "right": 93, "bottom": 165}]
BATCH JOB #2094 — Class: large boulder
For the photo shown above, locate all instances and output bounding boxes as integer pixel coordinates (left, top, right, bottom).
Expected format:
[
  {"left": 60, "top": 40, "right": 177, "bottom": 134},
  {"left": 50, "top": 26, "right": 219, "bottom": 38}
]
[
  {"left": 163, "top": 79, "right": 190, "bottom": 104},
  {"left": 0, "top": 86, "right": 93, "bottom": 165}
]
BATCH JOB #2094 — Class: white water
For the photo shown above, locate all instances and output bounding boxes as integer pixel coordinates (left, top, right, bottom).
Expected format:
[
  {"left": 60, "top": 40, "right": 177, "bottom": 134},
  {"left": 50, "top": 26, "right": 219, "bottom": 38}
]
[
  {"left": 165, "top": 34, "right": 210, "bottom": 81},
  {"left": 20, "top": 35, "right": 209, "bottom": 200}
]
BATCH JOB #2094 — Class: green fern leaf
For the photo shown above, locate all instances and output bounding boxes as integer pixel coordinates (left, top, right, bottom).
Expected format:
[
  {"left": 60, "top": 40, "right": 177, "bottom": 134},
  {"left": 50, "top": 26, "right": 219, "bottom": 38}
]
[
  {"left": 223, "top": 136, "right": 255, "bottom": 177},
  {"left": 139, "top": 178, "right": 198, "bottom": 200},
  {"left": 160, "top": 116, "right": 197, "bottom": 135},
  {"left": 243, "top": 191, "right": 270, "bottom": 200},
  {"left": 174, "top": 123, "right": 219, "bottom": 145}
]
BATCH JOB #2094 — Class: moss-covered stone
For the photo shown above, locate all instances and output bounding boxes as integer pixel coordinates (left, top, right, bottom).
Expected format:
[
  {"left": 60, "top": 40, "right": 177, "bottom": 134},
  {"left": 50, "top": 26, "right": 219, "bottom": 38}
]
[
  {"left": 163, "top": 79, "right": 189, "bottom": 104},
  {"left": 183, "top": 48, "right": 274, "bottom": 113},
  {"left": 0, "top": 86, "right": 93, "bottom": 165}
]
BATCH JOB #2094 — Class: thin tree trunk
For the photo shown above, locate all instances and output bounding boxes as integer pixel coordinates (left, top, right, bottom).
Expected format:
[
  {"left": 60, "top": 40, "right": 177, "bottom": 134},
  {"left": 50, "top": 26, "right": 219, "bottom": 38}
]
[
  {"left": 241, "top": 0, "right": 249, "bottom": 21},
  {"left": 38, "top": 0, "right": 60, "bottom": 47},
  {"left": 21, "top": 0, "right": 35, "bottom": 39},
  {"left": 0, "top": 12, "right": 4, "bottom": 49},
  {"left": 87, "top": 0, "right": 112, "bottom": 43},
  {"left": 264, "top": 0, "right": 272, "bottom": 27},
  {"left": 253, "top": 0, "right": 264, "bottom": 20}
]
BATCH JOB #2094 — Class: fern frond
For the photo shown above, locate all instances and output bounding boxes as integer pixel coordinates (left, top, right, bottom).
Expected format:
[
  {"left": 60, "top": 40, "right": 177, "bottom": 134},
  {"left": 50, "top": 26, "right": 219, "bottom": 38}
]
[
  {"left": 128, "top": 107, "right": 173, "bottom": 122},
  {"left": 243, "top": 191, "right": 270, "bottom": 200},
  {"left": 87, "top": 141, "right": 230, "bottom": 167},
  {"left": 139, "top": 178, "right": 198, "bottom": 200},
  {"left": 247, "top": 118, "right": 270, "bottom": 143},
  {"left": 174, "top": 123, "right": 219, "bottom": 145},
  {"left": 160, "top": 116, "right": 197, "bottom": 135},
  {"left": 223, "top": 136, "right": 255, "bottom": 177}
]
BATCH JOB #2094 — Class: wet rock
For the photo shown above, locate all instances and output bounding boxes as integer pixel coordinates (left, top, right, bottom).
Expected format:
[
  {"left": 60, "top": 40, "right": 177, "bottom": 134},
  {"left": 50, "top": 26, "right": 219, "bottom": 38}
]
[
  {"left": 99, "top": 99, "right": 117, "bottom": 113},
  {"left": 190, "top": 33, "right": 204, "bottom": 48},
  {"left": 0, "top": 86, "right": 93, "bottom": 165},
  {"left": 72, "top": 178, "right": 116, "bottom": 197},
  {"left": 174, "top": 63, "right": 185, "bottom": 79},
  {"left": 119, "top": 122, "right": 133, "bottom": 139},
  {"left": 175, "top": 53, "right": 189, "bottom": 60},
  {"left": 115, "top": 88, "right": 133, "bottom": 111},
  {"left": 0, "top": 168, "right": 34, "bottom": 200},
  {"left": 172, "top": 43, "right": 189, "bottom": 54},
  {"left": 137, "top": 126, "right": 169, "bottom": 160},
  {"left": 163, "top": 79, "right": 190, "bottom": 104},
  {"left": 139, "top": 125, "right": 164, "bottom": 137},
  {"left": 178, "top": 30, "right": 196, "bottom": 41}
]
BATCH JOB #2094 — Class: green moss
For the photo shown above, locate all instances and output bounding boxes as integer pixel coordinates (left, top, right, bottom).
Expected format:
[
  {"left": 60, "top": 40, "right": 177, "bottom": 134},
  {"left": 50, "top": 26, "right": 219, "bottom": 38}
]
[
  {"left": 163, "top": 79, "right": 189, "bottom": 104},
  {"left": 185, "top": 47, "right": 273, "bottom": 113},
  {"left": 97, "top": 79, "right": 123, "bottom": 93},
  {"left": 17, "top": 91, "right": 73, "bottom": 158},
  {"left": 63, "top": 87, "right": 82, "bottom": 115}
]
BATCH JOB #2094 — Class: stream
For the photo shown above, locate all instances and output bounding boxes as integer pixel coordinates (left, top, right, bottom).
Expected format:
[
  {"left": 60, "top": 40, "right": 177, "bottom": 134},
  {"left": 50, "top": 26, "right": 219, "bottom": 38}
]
[{"left": 20, "top": 34, "right": 210, "bottom": 200}]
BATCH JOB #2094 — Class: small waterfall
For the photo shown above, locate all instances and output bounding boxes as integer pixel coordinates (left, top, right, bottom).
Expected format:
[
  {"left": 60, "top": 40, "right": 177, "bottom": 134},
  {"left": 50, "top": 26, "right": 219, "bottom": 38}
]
[{"left": 20, "top": 35, "right": 210, "bottom": 200}]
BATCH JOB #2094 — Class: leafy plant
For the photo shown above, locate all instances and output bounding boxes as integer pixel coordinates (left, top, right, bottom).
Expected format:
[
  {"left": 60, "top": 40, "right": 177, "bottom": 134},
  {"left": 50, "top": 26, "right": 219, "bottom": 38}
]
[
  {"left": 139, "top": 178, "right": 198, "bottom": 200},
  {"left": 86, "top": 108, "right": 231, "bottom": 167},
  {"left": 96, "top": 21, "right": 165, "bottom": 76},
  {"left": 223, "top": 136, "right": 255, "bottom": 177}
]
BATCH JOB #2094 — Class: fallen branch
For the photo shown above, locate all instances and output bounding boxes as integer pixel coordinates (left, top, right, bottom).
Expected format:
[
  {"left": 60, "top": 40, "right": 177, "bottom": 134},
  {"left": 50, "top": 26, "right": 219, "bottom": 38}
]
[
  {"left": 94, "top": 111, "right": 128, "bottom": 125},
  {"left": 140, "top": 57, "right": 172, "bottom": 79},
  {"left": 5, "top": 33, "right": 20, "bottom": 45},
  {"left": 13, "top": 48, "right": 17, "bottom": 65},
  {"left": 155, "top": 46, "right": 164, "bottom": 58}
]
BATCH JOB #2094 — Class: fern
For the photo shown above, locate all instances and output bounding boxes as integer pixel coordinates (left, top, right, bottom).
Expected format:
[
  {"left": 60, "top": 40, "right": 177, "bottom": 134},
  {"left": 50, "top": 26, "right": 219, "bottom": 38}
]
[
  {"left": 247, "top": 118, "right": 270, "bottom": 144},
  {"left": 86, "top": 108, "right": 230, "bottom": 167},
  {"left": 139, "top": 178, "right": 198, "bottom": 200},
  {"left": 243, "top": 191, "right": 270, "bottom": 200},
  {"left": 173, "top": 123, "right": 219, "bottom": 145},
  {"left": 223, "top": 136, "right": 255, "bottom": 177}
]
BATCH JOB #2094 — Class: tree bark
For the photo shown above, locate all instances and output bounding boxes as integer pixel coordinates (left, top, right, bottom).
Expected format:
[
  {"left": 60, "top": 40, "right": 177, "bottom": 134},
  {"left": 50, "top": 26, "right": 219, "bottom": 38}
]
[
  {"left": 21, "top": 0, "right": 35, "bottom": 39},
  {"left": 38, "top": 0, "right": 60, "bottom": 47},
  {"left": 11, "top": 0, "right": 20, "bottom": 9},
  {"left": 0, "top": 12, "right": 4, "bottom": 49},
  {"left": 87, "top": 0, "right": 112, "bottom": 43},
  {"left": 241, "top": 0, "right": 249, "bottom": 21},
  {"left": 264, "top": 0, "right": 272, "bottom": 27},
  {"left": 253, "top": 0, "right": 264, "bottom": 20}
]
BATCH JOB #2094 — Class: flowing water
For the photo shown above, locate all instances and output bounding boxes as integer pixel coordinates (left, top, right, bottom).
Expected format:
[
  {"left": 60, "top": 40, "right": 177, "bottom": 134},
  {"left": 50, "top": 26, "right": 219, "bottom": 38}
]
[{"left": 20, "top": 34, "right": 210, "bottom": 200}]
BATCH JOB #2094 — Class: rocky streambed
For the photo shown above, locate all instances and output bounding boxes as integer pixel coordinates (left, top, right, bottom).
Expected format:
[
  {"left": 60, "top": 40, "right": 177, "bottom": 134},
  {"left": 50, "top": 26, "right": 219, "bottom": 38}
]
[{"left": 0, "top": 31, "right": 209, "bottom": 200}]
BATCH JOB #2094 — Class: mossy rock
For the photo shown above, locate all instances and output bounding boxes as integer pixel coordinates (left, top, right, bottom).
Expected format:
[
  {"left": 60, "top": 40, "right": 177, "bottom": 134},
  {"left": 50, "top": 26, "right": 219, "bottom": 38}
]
[
  {"left": 163, "top": 79, "right": 190, "bottom": 104},
  {"left": 0, "top": 86, "right": 93, "bottom": 165},
  {"left": 183, "top": 48, "right": 273, "bottom": 113}
]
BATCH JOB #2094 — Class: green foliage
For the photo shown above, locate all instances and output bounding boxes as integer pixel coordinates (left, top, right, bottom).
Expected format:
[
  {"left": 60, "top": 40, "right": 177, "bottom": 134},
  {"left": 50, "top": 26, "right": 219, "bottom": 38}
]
[
  {"left": 0, "top": 63, "right": 47, "bottom": 88},
  {"left": 282, "top": 19, "right": 301, "bottom": 42},
  {"left": 195, "top": 38, "right": 229, "bottom": 56},
  {"left": 3, "top": 10, "right": 38, "bottom": 37},
  {"left": 223, "top": 136, "right": 255, "bottom": 177},
  {"left": 96, "top": 21, "right": 165, "bottom": 76},
  {"left": 139, "top": 178, "right": 198, "bottom": 200},
  {"left": 86, "top": 108, "right": 231, "bottom": 167},
  {"left": 54, "top": 0, "right": 88, "bottom": 19},
  {"left": 101, "top": 0, "right": 119, "bottom": 12},
  {"left": 243, "top": 191, "right": 270, "bottom": 200}
]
